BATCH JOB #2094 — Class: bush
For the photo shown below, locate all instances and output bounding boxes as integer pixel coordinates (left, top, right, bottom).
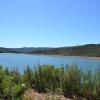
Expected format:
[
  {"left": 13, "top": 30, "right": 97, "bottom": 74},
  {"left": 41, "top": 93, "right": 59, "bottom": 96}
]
[
  {"left": 23, "top": 66, "right": 34, "bottom": 88},
  {"left": 81, "top": 70, "right": 95, "bottom": 99},
  {"left": 62, "top": 64, "right": 82, "bottom": 97},
  {"left": 33, "top": 64, "right": 61, "bottom": 93},
  {"left": 0, "top": 64, "right": 99, "bottom": 100},
  {"left": 94, "top": 68, "right": 100, "bottom": 99}
]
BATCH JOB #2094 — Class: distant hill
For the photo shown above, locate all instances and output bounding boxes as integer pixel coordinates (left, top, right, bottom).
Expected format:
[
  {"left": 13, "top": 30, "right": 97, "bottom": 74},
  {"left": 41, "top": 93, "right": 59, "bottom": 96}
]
[
  {"left": 9, "top": 47, "right": 54, "bottom": 53},
  {"left": 31, "top": 44, "right": 100, "bottom": 57},
  {"left": 0, "top": 44, "right": 100, "bottom": 57},
  {"left": 0, "top": 48, "right": 10, "bottom": 53},
  {"left": 0, "top": 47, "right": 54, "bottom": 53}
]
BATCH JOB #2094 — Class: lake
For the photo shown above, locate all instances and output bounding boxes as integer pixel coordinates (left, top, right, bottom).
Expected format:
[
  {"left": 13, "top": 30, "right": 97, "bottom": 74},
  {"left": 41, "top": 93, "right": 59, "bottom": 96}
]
[{"left": 0, "top": 53, "right": 100, "bottom": 72}]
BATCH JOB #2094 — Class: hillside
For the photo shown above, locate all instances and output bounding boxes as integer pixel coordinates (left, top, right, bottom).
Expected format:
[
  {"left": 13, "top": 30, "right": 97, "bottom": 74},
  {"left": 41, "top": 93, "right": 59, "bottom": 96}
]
[
  {"left": 0, "top": 47, "right": 54, "bottom": 53},
  {"left": 31, "top": 44, "right": 100, "bottom": 57},
  {"left": 0, "top": 44, "right": 100, "bottom": 57},
  {"left": 9, "top": 47, "right": 54, "bottom": 53},
  {"left": 0, "top": 47, "right": 10, "bottom": 53}
]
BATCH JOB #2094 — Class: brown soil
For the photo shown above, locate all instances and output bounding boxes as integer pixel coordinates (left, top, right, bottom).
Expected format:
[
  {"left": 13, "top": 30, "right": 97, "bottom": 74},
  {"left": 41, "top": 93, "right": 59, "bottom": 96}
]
[{"left": 23, "top": 89, "right": 71, "bottom": 100}]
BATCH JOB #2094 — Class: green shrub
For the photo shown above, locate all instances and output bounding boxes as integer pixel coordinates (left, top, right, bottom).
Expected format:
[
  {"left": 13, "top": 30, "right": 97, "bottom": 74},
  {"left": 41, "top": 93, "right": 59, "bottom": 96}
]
[
  {"left": 33, "top": 64, "right": 62, "bottom": 93},
  {"left": 81, "top": 70, "right": 95, "bottom": 99},
  {"left": 62, "top": 64, "right": 82, "bottom": 97},
  {"left": 94, "top": 68, "right": 100, "bottom": 99},
  {"left": 23, "top": 66, "right": 34, "bottom": 88},
  {"left": 0, "top": 64, "right": 99, "bottom": 100}
]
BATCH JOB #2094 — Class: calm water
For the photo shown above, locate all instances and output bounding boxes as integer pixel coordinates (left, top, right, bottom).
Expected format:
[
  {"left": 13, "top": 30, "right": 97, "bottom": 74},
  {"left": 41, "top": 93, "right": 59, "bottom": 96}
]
[{"left": 0, "top": 53, "right": 100, "bottom": 72}]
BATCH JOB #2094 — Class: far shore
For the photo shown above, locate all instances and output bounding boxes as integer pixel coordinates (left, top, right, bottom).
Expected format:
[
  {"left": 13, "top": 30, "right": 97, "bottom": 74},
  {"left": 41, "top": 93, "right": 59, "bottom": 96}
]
[
  {"left": 87, "top": 56, "right": 100, "bottom": 60},
  {"left": 0, "top": 52, "right": 100, "bottom": 60},
  {"left": 28, "top": 53, "right": 100, "bottom": 60}
]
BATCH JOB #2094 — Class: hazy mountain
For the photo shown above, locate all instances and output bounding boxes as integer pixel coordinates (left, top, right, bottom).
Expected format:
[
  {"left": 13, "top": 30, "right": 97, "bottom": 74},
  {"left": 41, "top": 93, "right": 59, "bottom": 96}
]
[
  {"left": 0, "top": 44, "right": 100, "bottom": 57},
  {"left": 9, "top": 47, "right": 54, "bottom": 53},
  {"left": 0, "top": 47, "right": 11, "bottom": 53},
  {"left": 0, "top": 47, "right": 54, "bottom": 53}
]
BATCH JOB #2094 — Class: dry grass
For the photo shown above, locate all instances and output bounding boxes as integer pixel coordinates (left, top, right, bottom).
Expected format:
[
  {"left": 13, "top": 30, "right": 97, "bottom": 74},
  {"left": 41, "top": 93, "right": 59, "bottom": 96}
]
[{"left": 23, "top": 89, "right": 71, "bottom": 100}]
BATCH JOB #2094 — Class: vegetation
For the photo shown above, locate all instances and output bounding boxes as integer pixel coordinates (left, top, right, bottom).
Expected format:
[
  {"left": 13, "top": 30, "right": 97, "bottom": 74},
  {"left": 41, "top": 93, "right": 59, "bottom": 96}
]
[
  {"left": 0, "top": 48, "right": 10, "bottom": 53},
  {"left": 0, "top": 64, "right": 100, "bottom": 100},
  {"left": 1, "top": 44, "right": 100, "bottom": 57},
  {"left": 31, "top": 44, "right": 100, "bottom": 57}
]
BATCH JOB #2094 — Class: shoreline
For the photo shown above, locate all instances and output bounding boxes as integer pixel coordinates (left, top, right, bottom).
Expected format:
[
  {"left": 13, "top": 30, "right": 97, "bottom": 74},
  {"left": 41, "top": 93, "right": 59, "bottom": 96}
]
[
  {"left": 28, "top": 53, "right": 100, "bottom": 60},
  {"left": 0, "top": 52, "right": 100, "bottom": 60}
]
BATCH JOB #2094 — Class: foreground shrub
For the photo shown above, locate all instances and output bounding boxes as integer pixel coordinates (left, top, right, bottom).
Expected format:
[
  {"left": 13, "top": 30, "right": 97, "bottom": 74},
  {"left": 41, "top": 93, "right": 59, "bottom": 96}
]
[
  {"left": 0, "top": 64, "right": 99, "bottom": 100},
  {"left": 2, "top": 76, "right": 24, "bottom": 99},
  {"left": 0, "top": 67, "right": 25, "bottom": 99},
  {"left": 81, "top": 70, "right": 96, "bottom": 99},
  {"left": 0, "top": 66, "right": 5, "bottom": 97},
  {"left": 23, "top": 66, "right": 34, "bottom": 89},
  {"left": 94, "top": 68, "right": 100, "bottom": 99},
  {"left": 62, "top": 64, "right": 82, "bottom": 97},
  {"left": 34, "top": 64, "right": 61, "bottom": 93}
]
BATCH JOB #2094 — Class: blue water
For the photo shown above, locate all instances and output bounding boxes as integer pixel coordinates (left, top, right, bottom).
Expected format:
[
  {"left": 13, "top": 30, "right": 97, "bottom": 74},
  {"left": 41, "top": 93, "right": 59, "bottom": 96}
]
[{"left": 0, "top": 53, "right": 100, "bottom": 72}]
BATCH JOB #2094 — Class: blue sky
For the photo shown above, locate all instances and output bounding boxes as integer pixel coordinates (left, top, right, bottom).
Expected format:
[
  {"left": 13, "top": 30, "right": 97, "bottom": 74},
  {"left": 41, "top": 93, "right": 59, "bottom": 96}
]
[{"left": 0, "top": 0, "right": 100, "bottom": 47}]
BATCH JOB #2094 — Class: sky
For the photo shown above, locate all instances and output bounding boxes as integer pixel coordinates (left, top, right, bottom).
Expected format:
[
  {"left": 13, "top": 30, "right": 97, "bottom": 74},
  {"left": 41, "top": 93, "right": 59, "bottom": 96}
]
[{"left": 0, "top": 0, "right": 100, "bottom": 47}]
